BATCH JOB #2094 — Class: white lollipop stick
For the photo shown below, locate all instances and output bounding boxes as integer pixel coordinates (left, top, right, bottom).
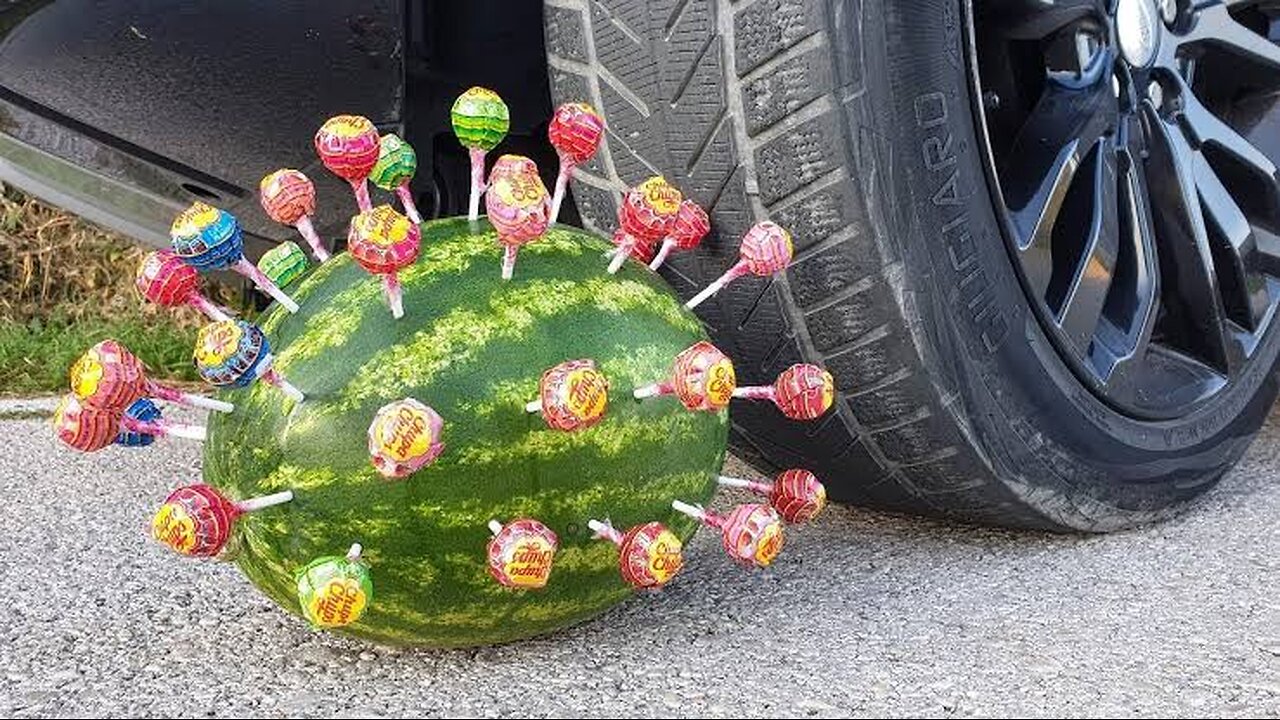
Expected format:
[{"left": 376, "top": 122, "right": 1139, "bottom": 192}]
[
  {"left": 524, "top": 398, "right": 543, "bottom": 413},
  {"left": 468, "top": 148, "right": 486, "bottom": 222},
  {"left": 549, "top": 163, "right": 572, "bottom": 225},
  {"left": 233, "top": 259, "right": 300, "bottom": 313},
  {"left": 648, "top": 239, "right": 676, "bottom": 270},
  {"left": 234, "top": 490, "right": 294, "bottom": 513},
  {"left": 488, "top": 519, "right": 504, "bottom": 536},
  {"left": 346, "top": 543, "right": 363, "bottom": 562}
]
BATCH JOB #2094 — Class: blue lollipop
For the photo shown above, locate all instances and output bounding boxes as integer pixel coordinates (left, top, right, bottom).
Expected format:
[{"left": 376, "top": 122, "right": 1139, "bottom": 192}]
[
  {"left": 170, "top": 202, "right": 299, "bottom": 313},
  {"left": 114, "top": 398, "right": 162, "bottom": 447},
  {"left": 194, "top": 319, "right": 304, "bottom": 403}
]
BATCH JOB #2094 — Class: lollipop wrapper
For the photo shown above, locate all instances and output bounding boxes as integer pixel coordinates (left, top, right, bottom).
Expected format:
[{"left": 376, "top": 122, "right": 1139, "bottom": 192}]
[
  {"left": 451, "top": 87, "right": 511, "bottom": 152},
  {"left": 314, "top": 115, "right": 381, "bottom": 181},
  {"left": 487, "top": 519, "right": 558, "bottom": 589},
  {"left": 368, "top": 398, "right": 445, "bottom": 478},
  {"left": 618, "top": 522, "right": 684, "bottom": 589},
  {"left": 297, "top": 552, "right": 374, "bottom": 629},
  {"left": 536, "top": 359, "right": 609, "bottom": 432},
  {"left": 257, "top": 241, "right": 310, "bottom": 289}
]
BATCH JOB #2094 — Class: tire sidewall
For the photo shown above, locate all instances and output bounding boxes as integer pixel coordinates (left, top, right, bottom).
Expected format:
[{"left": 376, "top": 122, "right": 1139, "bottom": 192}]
[{"left": 851, "top": 0, "right": 1280, "bottom": 514}]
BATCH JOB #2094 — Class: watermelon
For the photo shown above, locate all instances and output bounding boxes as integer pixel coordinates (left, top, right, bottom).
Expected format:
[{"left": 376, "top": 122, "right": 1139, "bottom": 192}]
[{"left": 203, "top": 217, "right": 727, "bottom": 647}]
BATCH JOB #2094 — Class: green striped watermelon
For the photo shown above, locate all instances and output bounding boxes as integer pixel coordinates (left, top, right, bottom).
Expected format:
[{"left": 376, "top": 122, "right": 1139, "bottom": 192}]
[{"left": 204, "top": 217, "right": 727, "bottom": 647}]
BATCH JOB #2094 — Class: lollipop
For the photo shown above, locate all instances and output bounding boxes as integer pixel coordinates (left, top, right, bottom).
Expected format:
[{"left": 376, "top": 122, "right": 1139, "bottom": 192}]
[
  {"left": 608, "top": 228, "right": 657, "bottom": 266},
  {"left": 632, "top": 341, "right": 736, "bottom": 412},
  {"left": 733, "top": 363, "right": 835, "bottom": 421},
  {"left": 370, "top": 134, "right": 423, "bottom": 224},
  {"left": 486, "top": 518, "right": 557, "bottom": 589},
  {"left": 71, "top": 339, "right": 234, "bottom": 414},
  {"left": 348, "top": 205, "right": 421, "bottom": 318},
  {"left": 314, "top": 115, "right": 381, "bottom": 212},
  {"left": 547, "top": 102, "right": 605, "bottom": 224},
  {"left": 53, "top": 393, "right": 205, "bottom": 453},
  {"left": 717, "top": 468, "right": 827, "bottom": 524},
  {"left": 367, "top": 398, "right": 445, "bottom": 478},
  {"left": 608, "top": 177, "right": 682, "bottom": 274},
  {"left": 671, "top": 500, "right": 785, "bottom": 568},
  {"left": 194, "top": 319, "right": 305, "bottom": 403},
  {"left": 257, "top": 241, "right": 309, "bottom": 289},
  {"left": 115, "top": 398, "right": 161, "bottom": 447},
  {"left": 170, "top": 202, "right": 300, "bottom": 313},
  {"left": 649, "top": 200, "right": 710, "bottom": 270},
  {"left": 587, "top": 519, "right": 684, "bottom": 589},
  {"left": 486, "top": 159, "right": 550, "bottom": 280},
  {"left": 135, "top": 250, "right": 232, "bottom": 322},
  {"left": 297, "top": 543, "right": 373, "bottom": 629},
  {"left": 151, "top": 483, "right": 293, "bottom": 558},
  {"left": 524, "top": 358, "right": 609, "bottom": 432},
  {"left": 452, "top": 87, "right": 511, "bottom": 221},
  {"left": 487, "top": 154, "right": 538, "bottom": 184},
  {"left": 258, "top": 169, "right": 329, "bottom": 262},
  {"left": 685, "top": 221, "right": 794, "bottom": 309}
]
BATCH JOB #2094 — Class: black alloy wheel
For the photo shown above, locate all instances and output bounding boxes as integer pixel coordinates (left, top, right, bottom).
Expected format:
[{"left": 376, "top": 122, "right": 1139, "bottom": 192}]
[{"left": 974, "top": 0, "right": 1280, "bottom": 419}]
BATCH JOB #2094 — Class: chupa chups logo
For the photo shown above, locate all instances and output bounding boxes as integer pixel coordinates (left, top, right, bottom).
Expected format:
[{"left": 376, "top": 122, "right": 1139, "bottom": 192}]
[
  {"left": 638, "top": 177, "right": 680, "bottom": 216},
  {"left": 172, "top": 202, "right": 220, "bottom": 238},
  {"left": 753, "top": 521, "right": 783, "bottom": 567},
  {"left": 325, "top": 115, "right": 375, "bottom": 139},
  {"left": 646, "top": 530, "right": 684, "bottom": 583},
  {"left": 702, "top": 358, "right": 736, "bottom": 409},
  {"left": 70, "top": 353, "right": 104, "bottom": 400},
  {"left": 365, "top": 206, "right": 411, "bottom": 246},
  {"left": 309, "top": 577, "right": 367, "bottom": 628},
  {"left": 378, "top": 405, "right": 432, "bottom": 462},
  {"left": 152, "top": 503, "right": 197, "bottom": 555},
  {"left": 195, "top": 322, "right": 242, "bottom": 367},
  {"left": 563, "top": 367, "right": 608, "bottom": 422},
  {"left": 495, "top": 173, "right": 544, "bottom": 209},
  {"left": 504, "top": 538, "right": 555, "bottom": 587}
]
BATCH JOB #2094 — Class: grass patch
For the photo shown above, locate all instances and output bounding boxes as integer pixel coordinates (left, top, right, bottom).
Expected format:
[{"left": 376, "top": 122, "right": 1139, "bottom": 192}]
[{"left": 0, "top": 184, "right": 240, "bottom": 395}]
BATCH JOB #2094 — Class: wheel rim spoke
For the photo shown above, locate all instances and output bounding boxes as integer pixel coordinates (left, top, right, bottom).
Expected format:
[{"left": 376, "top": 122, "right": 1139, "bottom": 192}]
[
  {"left": 1054, "top": 139, "right": 1121, "bottom": 352},
  {"left": 1178, "top": 4, "right": 1280, "bottom": 74},
  {"left": 1004, "top": 78, "right": 1117, "bottom": 296},
  {"left": 1143, "top": 103, "right": 1237, "bottom": 372}
]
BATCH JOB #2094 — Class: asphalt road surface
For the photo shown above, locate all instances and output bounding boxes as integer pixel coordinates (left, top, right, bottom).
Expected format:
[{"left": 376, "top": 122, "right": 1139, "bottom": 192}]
[{"left": 2, "top": 398, "right": 1278, "bottom": 718}]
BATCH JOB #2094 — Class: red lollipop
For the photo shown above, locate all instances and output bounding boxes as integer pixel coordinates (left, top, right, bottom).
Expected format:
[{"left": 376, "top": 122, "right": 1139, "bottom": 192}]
[
  {"left": 607, "top": 177, "right": 681, "bottom": 274},
  {"left": 260, "top": 169, "right": 329, "bottom": 262},
  {"left": 717, "top": 468, "right": 827, "bottom": 524},
  {"left": 588, "top": 519, "right": 685, "bottom": 589},
  {"left": 71, "top": 339, "right": 234, "bottom": 414},
  {"left": 486, "top": 518, "right": 558, "bottom": 589},
  {"left": 685, "top": 221, "right": 794, "bottom": 309},
  {"left": 314, "top": 115, "right": 381, "bottom": 212},
  {"left": 485, "top": 158, "right": 551, "bottom": 280},
  {"left": 53, "top": 393, "right": 205, "bottom": 453},
  {"left": 648, "top": 200, "right": 710, "bottom": 270},
  {"left": 632, "top": 341, "right": 736, "bottom": 412},
  {"left": 348, "top": 205, "right": 421, "bottom": 319},
  {"left": 608, "top": 228, "right": 657, "bottom": 266},
  {"left": 733, "top": 363, "right": 835, "bottom": 421},
  {"left": 547, "top": 102, "right": 604, "bottom": 224},
  {"left": 151, "top": 484, "right": 293, "bottom": 558},
  {"left": 672, "top": 500, "right": 785, "bottom": 568},
  {"left": 135, "top": 250, "right": 232, "bottom": 322}
]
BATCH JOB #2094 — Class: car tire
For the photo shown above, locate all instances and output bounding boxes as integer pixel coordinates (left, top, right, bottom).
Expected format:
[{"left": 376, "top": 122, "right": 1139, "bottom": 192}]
[{"left": 541, "top": 0, "right": 1280, "bottom": 530}]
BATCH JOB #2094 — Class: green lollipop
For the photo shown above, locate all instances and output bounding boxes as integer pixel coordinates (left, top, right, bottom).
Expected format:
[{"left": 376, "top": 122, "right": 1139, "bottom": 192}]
[
  {"left": 296, "top": 543, "right": 373, "bottom": 629},
  {"left": 256, "top": 241, "right": 309, "bottom": 289},
  {"left": 370, "top": 134, "right": 423, "bottom": 224},
  {"left": 451, "top": 86, "right": 510, "bottom": 221}
]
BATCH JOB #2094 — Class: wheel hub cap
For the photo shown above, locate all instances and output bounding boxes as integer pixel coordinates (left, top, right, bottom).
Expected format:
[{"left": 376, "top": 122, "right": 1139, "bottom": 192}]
[{"left": 1115, "top": 0, "right": 1161, "bottom": 68}]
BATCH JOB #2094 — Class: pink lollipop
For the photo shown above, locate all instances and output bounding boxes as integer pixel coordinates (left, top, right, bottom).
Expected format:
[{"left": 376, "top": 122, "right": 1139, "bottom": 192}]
[
  {"left": 314, "top": 115, "right": 381, "bottom": 212},
  {"left": 71, "top": 339, "right": 233, "bottom": 414},
  {"left": 717, "top": 468, "right": 827, "bottom": 524},
  {"left": 607, "top": 177, "right": 681, "bottom": 274},
  {"left": 348, "top": 205, "right": 421, "bottom": 319},
  {"left": 671, "top": 500, "right": 785, "bottom": 568},
  {"left": 649, "top": 200, "right": 710, "bottom": 270},
  {"left": 733, "top": 363, "right": 835, "bottom": 421},
  {"left": 54, "top": 393, "right": 205, "bottom": 453},
  {"left": 685, "top": 221, "right": 794, "bottom": 309},
  {"left": 547, "top": 102, "right": 604, "bottom": 224},
  {"left": 485, "top": 158, "right": 550, "bottom": 280},
  {"left": 152, "top": 484, "right": 293, "bottom": 558},
  {"left": 135, "top": 250, "right": 232, "bottom": 322},
  {"left": 259, "top": 169, "right": 329, "bottom": 262}
]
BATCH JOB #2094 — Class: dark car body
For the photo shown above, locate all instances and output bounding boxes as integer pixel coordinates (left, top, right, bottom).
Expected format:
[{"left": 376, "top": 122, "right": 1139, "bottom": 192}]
[{"left": 0, "top": 0, "right": 557, "bottom": 257}]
